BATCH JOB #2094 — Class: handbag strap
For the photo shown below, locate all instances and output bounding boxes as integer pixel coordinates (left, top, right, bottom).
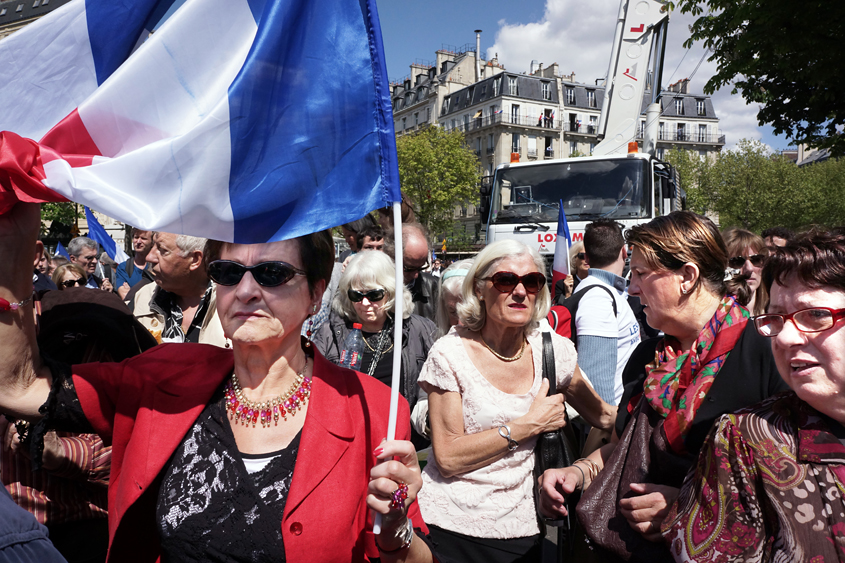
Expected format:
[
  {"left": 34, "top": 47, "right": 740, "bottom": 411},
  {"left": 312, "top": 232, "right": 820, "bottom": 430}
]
[{"left": 542, "top": 332, "right": 556, "bottom": 395}]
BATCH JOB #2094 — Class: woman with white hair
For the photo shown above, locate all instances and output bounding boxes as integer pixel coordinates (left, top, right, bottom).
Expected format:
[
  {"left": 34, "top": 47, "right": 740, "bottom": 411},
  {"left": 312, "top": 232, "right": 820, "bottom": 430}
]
[
  {"left": 434, "top": 259, "right": 474, "bottom": 338},
  {"left": 314, "top": 250, "right": 436, "bottom": 424},
  {"left": 416, "top": 239, "right": 616, "bottom": 562}
]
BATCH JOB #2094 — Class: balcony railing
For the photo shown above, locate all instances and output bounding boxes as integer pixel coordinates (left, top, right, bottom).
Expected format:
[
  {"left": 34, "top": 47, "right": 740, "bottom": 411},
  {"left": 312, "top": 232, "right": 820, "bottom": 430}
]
[
  {"left": 527, "top": 148, "right": 538, "bottom": 158},
  {"left": 445, "top": 113, "right": 560, "bottom": 133},
  {"left": 653, "top": 131, "right": 727, "bottom": 145},
  {"left": 563, "top": 122, "right": 598, "bottom": 135},
  {"left": 543, "top": 149, "right": 555, "bottom": 159},
  {"left": 486, "top": 146, "right": 495, "bottom": 155}
]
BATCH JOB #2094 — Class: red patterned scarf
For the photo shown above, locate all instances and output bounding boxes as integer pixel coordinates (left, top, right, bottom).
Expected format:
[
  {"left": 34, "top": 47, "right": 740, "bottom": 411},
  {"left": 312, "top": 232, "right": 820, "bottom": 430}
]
[{"left": 643, "top": 295, "right": 749, "bottom": 453}]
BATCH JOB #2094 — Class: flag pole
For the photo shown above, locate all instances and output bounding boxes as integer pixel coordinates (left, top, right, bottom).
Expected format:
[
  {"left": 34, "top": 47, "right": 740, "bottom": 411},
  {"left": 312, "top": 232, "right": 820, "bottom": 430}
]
[{"left": 373, "top": 200, "right": 404, "bottom": 535}]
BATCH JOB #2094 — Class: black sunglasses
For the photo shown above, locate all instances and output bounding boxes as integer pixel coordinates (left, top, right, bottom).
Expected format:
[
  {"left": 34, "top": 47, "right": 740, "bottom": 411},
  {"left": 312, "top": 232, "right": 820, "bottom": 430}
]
[
  {"left": 728, "top": 254, "right": 767, "bottom": 269},
  {"left": 207, "top": 260, "right": 306, "bottom": 287},
  {"left": 482, "top": 271, "right": 546, "bottom": 294},
  {"left": 347, "top": 288, "right": 386, "bottom": 303},
  {"left": 61, "top": 278, "right": 86, "bottom": 288},
  {"left": 575, "top": 252, "right": 586, "bottom": 260}
]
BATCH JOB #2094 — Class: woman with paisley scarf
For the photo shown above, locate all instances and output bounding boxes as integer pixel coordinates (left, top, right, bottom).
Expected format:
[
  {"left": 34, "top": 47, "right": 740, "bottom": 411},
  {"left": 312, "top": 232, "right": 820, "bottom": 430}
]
[{"left": 537, "top": 211, "right": 787, "bottom": 562}]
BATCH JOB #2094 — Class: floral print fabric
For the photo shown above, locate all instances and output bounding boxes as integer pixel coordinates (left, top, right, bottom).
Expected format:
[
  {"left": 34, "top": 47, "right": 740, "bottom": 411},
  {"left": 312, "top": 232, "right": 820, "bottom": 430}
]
[
  {"left": 664, "top": 391, "right": 845, "bottom": 562},
  {"left": 643, "top": 295, "right": 749, "bottom": 453}
]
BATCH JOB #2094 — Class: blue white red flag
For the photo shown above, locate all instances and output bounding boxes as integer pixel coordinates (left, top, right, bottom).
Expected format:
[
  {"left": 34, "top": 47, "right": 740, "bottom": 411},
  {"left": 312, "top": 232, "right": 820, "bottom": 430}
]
[
  {"left": 84, "top": 206, "right": 130, "bottom": 263},
  {"left": 551, "top": 199, "right": 571, "bottom": 288},
  {"left": 0, "top": 0, "right": 400, "bottom": 243}
]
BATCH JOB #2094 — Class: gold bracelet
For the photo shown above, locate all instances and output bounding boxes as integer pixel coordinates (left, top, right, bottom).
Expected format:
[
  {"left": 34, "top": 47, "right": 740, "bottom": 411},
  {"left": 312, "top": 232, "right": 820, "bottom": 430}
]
[{"left": 573, "top": 458, "right": 601, "bottom": 481}]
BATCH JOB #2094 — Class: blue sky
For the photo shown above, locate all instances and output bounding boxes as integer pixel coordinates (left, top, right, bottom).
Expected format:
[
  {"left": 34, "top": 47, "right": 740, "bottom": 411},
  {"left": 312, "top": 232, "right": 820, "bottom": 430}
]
[{"left": 378, "top": 0, "right": 792, "bottom": 152}]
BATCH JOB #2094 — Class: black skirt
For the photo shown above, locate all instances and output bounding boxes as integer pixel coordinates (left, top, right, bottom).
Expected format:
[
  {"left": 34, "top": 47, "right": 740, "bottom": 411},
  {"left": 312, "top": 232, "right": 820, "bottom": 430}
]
[{"left": 426, "top": 524, "right": 541, "bottom": 563}]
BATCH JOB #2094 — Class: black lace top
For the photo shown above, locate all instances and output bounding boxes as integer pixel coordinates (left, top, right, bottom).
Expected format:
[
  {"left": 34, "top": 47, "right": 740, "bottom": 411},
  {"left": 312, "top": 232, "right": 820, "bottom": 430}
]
[{"left": 41, "top": 363, "right": 301, "bottom": 562}]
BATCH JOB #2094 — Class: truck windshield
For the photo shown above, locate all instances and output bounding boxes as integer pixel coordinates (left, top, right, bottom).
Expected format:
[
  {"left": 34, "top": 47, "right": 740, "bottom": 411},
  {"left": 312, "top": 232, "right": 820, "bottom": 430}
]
[{"left": 491, "top": 158, "right": 650, "bottom": 224}]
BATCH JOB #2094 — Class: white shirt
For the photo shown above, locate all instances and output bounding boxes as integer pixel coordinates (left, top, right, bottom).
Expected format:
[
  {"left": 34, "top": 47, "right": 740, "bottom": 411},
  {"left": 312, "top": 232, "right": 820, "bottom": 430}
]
[{"left": 416, "top": 328, "right": 577, "bottom": 539}]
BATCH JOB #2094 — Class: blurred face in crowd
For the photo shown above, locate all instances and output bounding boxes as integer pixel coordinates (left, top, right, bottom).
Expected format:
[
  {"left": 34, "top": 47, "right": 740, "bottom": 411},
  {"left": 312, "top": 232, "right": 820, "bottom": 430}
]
[
  {"left": 739, "top": 245, "right": 767, "bottom": 292},
  {"left": 403, "top": 234, "right": 429, "bottom": 285},
  {"left": 133, "top": 230, "right": 154, "bottom": 255},
  {"left": 627, "top": 246, "right": 684, "bottom": 334},
  {"left": 361, "top": 236, "right": 384, "bottom": 252},
  {"left": 573, "top": 252, "right": 589, "bottom": 278},
  {"left": 35, "top": 255, "right": 49, "bottom": 274},
  {"left": 341, "top": 226, "right": 358, "bottom": 252},
  {"left": 444, "top": 289, "right": 461, "bottom": 327},
  {"left": 70, "top": 246, "right": 98, "bottom": 275},
  {"left": 60, "top": 270, "right": 85, "bottom": 290},
  {"left": 146, "top": 233, "right": 199, "bottom": 294}
]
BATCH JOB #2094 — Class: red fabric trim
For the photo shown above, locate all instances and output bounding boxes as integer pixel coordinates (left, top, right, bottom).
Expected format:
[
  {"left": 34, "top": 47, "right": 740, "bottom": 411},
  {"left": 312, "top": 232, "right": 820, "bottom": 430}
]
[
  {"left": 40, "top": 108, "right": 102, "bottom": 159},
  {"left": 0, "top": 131, "right": 66, "bottom": 215}
]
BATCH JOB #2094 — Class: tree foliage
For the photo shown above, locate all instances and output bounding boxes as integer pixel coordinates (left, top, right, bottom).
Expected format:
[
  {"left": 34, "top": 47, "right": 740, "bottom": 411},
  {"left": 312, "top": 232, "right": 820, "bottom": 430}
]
[
  {"left": 667, "top": 140, "right": 845, "bottom": 233},
  {"left": 671, "top": 0, "right": 845, "bottom": 155},
  {"left": 40, "top": 203, "right": 81, "bottom": 235},
  {"left": 396, "top": 126, "right": 480, "bottom": 236}
]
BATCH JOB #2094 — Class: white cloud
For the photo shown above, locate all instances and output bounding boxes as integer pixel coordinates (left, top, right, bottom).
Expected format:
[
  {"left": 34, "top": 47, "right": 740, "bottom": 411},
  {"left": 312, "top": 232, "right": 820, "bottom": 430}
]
[{"left": 487, "top": 0, "right": 778, "bottom": 151}]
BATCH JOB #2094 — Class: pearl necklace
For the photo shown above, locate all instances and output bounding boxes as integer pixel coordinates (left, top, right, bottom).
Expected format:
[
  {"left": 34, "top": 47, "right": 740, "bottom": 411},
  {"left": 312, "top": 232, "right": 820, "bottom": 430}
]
[
  {"left": 480, "top": 335, "right": 526, "bottom": 362},
  {"left": 224, "top": 359, "right": 312, "bottom": 428}
]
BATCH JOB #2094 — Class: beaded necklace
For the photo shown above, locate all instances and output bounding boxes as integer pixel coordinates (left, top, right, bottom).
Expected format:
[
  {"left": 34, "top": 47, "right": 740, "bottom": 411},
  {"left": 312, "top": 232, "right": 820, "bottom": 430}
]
[{"left": 224, "top": 358, "right": 312, "bottom": 428}]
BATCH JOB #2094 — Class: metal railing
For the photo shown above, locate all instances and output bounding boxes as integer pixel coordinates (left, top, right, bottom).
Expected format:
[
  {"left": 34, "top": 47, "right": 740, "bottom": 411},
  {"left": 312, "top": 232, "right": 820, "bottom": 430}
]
[
  {"left": 445, "top": 113, "right": 561, "bottom": 133},
  {"left": 563, "top": 122, "right": 598, "bottom": 135}
]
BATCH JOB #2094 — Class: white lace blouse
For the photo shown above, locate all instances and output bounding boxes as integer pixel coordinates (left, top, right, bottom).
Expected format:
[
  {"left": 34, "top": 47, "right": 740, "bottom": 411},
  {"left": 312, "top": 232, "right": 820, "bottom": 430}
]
[{"left": 416, "top": 328, "right": 577, "bottom": 539}]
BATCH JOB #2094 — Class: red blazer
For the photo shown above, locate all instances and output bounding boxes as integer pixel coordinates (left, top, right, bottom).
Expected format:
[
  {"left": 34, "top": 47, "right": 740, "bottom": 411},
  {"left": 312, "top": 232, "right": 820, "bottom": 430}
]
[{"left": 72, "top": 343, "right": 425, "bottom": 562}]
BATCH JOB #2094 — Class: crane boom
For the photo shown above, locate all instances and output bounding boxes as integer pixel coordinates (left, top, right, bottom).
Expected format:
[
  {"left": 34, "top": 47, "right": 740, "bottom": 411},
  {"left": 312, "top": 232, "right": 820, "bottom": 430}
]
[{"left": 593, "top": 0, "right": 669, "bottom": 157}]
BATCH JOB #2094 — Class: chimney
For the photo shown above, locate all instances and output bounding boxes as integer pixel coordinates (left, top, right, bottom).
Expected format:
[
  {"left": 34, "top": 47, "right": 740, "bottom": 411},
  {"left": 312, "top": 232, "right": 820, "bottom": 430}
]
[
  {"left": 681, "top": 78, "right": 690, "bottom": 94},
  {"left": 474, "top": 30, "right": 482, "bottom": 82}
]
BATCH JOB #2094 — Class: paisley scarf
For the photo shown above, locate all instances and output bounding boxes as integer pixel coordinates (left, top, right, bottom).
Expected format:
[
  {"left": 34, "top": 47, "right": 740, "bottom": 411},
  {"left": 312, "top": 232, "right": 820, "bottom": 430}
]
[{"left": 643, "top": 295, "right": 749, "bottom": 453}]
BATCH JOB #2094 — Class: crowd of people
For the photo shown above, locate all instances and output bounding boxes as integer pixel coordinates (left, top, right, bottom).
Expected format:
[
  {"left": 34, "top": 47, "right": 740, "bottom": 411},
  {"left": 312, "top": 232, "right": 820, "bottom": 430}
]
[{"left": 2, "top": 204, "right": 845, "bottom": 563}]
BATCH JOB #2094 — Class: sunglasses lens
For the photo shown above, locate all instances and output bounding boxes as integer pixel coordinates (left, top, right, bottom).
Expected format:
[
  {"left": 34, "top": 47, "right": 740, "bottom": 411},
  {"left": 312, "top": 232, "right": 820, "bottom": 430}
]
[
  {"left": 348, "top": 289, "right": 385, "bottom": 302},
  {"left": 491, "top": 273, "right": 520, "bottom": 292},
  {"left": 252, "top": 262, "right": 295, "bottom": 287},
  {"left": 208, "top": 261, "right": 246, "bottom": 286},
  {"left": 348, "top": 289, "right": 363, "bottom": 302},
  {"left": 366, "top": 289, "right": 385, "bottom": 302},
  {"left": 522, "top": 273, "right": 546, "bottom": 293},
  {"left": 749, "top": 255, "right": 766, "bottom": 267},
  {"left": 728, "top": 257, "right": 744, "bottom": 269}
]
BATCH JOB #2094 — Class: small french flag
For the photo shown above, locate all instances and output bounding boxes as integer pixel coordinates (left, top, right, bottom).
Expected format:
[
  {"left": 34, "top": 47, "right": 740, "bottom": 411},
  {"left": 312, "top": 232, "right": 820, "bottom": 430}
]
[{"left": 551, "top": 199, "right": 571, "bottom": 288}]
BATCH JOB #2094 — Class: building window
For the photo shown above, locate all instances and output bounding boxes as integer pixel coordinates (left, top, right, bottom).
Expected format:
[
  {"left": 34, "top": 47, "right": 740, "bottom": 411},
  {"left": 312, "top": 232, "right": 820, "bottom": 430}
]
[
  {"left": 402, "top": 117, "right": 407, "bottom": 130},
  {"left": 589, "top": 115, "right": 597, "bottom": 134},
  {"left": 566, "top": 87, "right": 575, "bottom": 105},
  {"left": 481, "top": 84, "right": 487, "bottom": 96},
  {"left": 414, "top": 112, "right": 419, "bottom": 127},
  {"left": 16, "top": 3, "right": 23, "bottom": 12},
  {"left": 32, "top": 0, "right": 39, "bottom": 7},
  {"left": 639, "top": 121, "right": 645, "bottom": 138},
  {"left": 589, "top": 142, "right": 596, "bottom": 155},
  {"left": 699, "top": 150, "right": 707, "bottom": 159},
  {"left": 464, "top": 114, "right": 470, "bottom": 129},
  {"left": 570, "top": 141, "right": 578, "bottom": 156},
  {"left": 467, "top": 87, "right": 475, "bottom": 106},
  {"left": 442, "top": 98, "right": 450, "bottom": 114},
  {"left": 696, "top": 99, "right": 706, "bottom": 116},
  {"left": 450, "top": 119, "right": 456, "bottom": 130},
  {"left": 426, "top": 107, "right": 431, "bottom": 122},
  {"left": 698, "top": 124, "right": 707, "bottom": 142},
  {"left": 488, "top": 134, "right": 494, "bottom": 150},
  {"left": 508, "top": 76, "right": 518, "bottom": 96},
  {"left": 674, "top": 98, "right": 684, "bottom": 115},
  {"left": 511, "top": 104, "right": 520, "bottom": 124},
  {"left": 0, "top": 7, "right": 6, "bottom": 14},
  {"left": 542, "top": 82, "right": 551, "bottom": 101},
  {"left": 493, "top": 77, "right": 501, "bottom": 97},
  {"left": 656, "top": 147, "right": 665, "bottom": 160},
  {"left": 587, "top": 90, "right": 596, "bottom": 108},
  {"left": 658, "top": 122, "right": 664, "bottom": 140},
  {"left": 677, "top": 123, "right": 686, "bottom": 141},
  {"left": 512, "top": 133, "right": 520, "bottom": 153},
  {"left": 491, "top": 105, "right": 499, "bottom": 121}
]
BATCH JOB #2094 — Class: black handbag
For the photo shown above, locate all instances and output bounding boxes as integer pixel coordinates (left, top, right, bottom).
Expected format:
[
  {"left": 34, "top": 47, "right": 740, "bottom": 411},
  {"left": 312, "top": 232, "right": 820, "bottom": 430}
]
[{"left": 533, "top": 332, "right": 580, "bottom": 559}]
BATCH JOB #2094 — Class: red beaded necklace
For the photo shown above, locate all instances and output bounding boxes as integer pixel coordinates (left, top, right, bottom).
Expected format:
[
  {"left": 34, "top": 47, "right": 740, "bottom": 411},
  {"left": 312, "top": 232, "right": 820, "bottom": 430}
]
[{"left": 224, "top": 358, "right": 312, "bottom": 428}]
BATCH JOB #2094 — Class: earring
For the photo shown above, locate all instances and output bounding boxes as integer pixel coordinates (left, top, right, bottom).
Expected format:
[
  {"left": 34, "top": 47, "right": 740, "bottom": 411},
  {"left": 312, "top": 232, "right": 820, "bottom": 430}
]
[{"left": 681, "top": 287, "right": 689, "bottom": 295}]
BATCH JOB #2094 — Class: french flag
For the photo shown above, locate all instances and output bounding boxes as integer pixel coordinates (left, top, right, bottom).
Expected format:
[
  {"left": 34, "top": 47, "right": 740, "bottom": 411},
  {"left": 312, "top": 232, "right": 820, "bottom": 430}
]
[
  {"left": 0, "top": 0, "right": 400, "bottom": 243},
  {"left": 551, "top": 199, "right": 571, "bottom": 288}
]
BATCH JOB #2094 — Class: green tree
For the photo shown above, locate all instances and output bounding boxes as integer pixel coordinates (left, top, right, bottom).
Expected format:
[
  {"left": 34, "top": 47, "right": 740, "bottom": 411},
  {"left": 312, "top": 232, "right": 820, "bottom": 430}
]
[
  {"left": 40, "top": 203, "right": 82, "bottom": 234},
  {"left": 671, "top": 0, "right": 845, "bottom": 155},
  {"left": 668, "top": 140, "right": 845, "bottom": 232},
  {"left": 396, "top": 126, "right": 480, "bottom": 236}
]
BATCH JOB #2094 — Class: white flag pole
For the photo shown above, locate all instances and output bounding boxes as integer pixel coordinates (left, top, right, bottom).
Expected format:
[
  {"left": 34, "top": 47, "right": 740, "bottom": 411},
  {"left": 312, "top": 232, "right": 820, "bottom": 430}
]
[{"left": 373, "top": 200, "right": 404, "bottom": 535}]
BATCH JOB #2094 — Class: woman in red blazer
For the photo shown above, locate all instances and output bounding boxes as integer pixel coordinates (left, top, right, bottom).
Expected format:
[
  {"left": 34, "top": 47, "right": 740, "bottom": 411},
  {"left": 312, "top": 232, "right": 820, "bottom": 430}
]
[{"left": 0, "top": 203, "right": 433, "bottom": 563}]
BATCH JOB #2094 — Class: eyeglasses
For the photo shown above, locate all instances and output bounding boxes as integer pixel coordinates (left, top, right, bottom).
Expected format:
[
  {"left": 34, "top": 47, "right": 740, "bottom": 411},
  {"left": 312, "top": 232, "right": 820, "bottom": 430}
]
[
  {"left": 754, "top": 307, "right": 845, "bottom": 337},
  {"left": 482, "top": 271, "right": 546, "bottom": 294},
  {"left": 207, "top": 260, "right": 306, "bottom": 287},
  {"left": 61, "top": 278, "right": 86, "bottom": 288},
  {"left": 347, "top": 288, "right": 386, "bottom": 303},
  {"left": 403, "top": 261, "right": 430, "bottom": 274},
  {"left": 728, "top": 254, "right": 767, "bottom": 269},
  {"left": 575, "top": 252, "right": 586, "bottom": 260}
]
